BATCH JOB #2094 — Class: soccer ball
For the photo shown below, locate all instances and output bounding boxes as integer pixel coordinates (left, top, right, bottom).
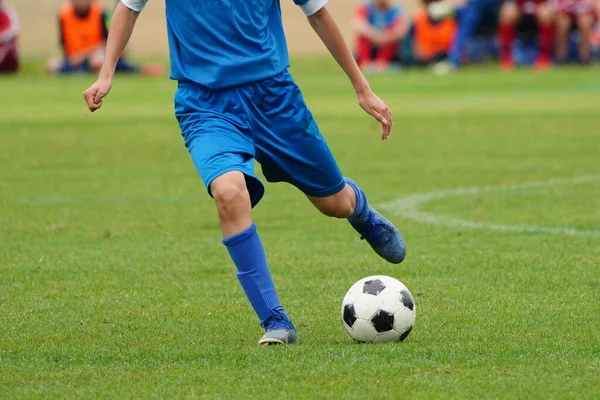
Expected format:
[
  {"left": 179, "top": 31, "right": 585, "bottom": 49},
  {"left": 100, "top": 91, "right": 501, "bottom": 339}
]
[{"left": 341, "top": 275, "right": 416, "bottom": 343}]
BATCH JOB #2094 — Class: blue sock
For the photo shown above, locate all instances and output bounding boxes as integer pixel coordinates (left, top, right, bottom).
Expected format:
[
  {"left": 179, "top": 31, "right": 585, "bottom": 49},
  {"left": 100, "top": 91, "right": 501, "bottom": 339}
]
[
  {"left": 223, "top": 224, "right": 288, "bottom": 328},
  {"left": 344, "top": 177, "right": 370, "bottom": 223}
]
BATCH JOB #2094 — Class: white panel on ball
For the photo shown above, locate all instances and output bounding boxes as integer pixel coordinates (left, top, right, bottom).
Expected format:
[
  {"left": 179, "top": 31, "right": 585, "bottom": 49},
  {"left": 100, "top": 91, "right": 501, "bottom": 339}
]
[
  {"left": 376, "top": 288, "right": 404, "bottom": 314},
  {"left": 373, "top": 330, "right": 401, "bottom": 343},
  {"left": 350, "top": 319, "right": 378, "bottom": 342},
  {"left": 341, "top": 282, "right": 363, "bottom": 306},
  {"left": 393, "top": 306, "right": 416, "bottom": 334},
  {"left": 353, "top": 293, "right": 382, "bottom": 320}
]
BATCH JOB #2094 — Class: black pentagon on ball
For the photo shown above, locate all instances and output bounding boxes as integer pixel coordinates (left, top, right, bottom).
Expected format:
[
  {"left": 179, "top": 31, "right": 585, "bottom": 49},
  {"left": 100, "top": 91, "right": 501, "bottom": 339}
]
[
  {"left": 370, "top": 310, "right": 395, "bottom": 333},
  {"left": 399, "top": 326, "right": 413, "bottom": 342},
  {"left": 343, "top": 304, "right": 357, "bottom": 328},
  {"left": 400, "top": 289, "right": 415, "bottom": 311},
  {"left": 363, "top": 279, "right": 386, "bottom": 296}
]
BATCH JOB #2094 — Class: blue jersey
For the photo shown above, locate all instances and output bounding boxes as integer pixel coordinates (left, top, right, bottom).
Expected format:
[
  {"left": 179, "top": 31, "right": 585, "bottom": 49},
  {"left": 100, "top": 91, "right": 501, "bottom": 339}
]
[{"left": 121, "top": 0, "right": 327, "bottom": 89}]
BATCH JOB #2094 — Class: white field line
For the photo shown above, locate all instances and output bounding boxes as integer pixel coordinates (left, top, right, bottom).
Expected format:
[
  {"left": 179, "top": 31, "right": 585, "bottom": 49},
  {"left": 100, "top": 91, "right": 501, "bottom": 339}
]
[{"left": 380, "top": 175, "right": 600, "bottom": 237}]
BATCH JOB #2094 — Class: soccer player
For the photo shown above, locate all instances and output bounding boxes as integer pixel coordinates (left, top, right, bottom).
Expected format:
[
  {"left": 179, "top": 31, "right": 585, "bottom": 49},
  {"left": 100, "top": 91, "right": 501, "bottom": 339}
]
[
  {"left": 352, "top": 0, "right": 409, "bottom": 72},
  {"left": 0, "top": 0, "right": 19, "bottom": 74},
  {"left": 553, "top": 0, "right": 598, "bottom": 64},
  {"left": 498, "top": 0, "right": 555, "bottom": 69},
  {"left": 83, "top": 0, "right": 406, "bottom": 346}
]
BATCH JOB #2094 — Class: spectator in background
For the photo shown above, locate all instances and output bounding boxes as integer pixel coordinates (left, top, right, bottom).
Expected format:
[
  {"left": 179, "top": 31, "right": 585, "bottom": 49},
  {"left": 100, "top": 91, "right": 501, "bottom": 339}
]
[
  {"left": 553, "top": 0, "right": 598, "bottom": 64},
  {"left": 593, "top": 23, "right": 600, "bottom": 56},
  {"left": 352, "top": 0, "right": 409, "bottom": 72},
  {"left": 47, "top": 0, "right": 162, "bottom": 75},
  {"left": 498, "top": 0, "right": 554, "bottom": 69},
  {"left": 413, "top": 0, "right": 458, "bottom": 65},
  {"left": 448, "top": 0, "right": 502, "bottom": 68},
  {"left": 0, "top": 0, "right": 19, "bottom": 73}
]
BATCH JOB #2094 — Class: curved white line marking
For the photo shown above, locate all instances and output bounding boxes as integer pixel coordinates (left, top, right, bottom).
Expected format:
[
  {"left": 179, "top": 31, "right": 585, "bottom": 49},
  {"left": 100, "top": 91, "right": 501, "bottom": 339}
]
[{"left": 380, "top": 175, "right": 600, "bottom": 237}]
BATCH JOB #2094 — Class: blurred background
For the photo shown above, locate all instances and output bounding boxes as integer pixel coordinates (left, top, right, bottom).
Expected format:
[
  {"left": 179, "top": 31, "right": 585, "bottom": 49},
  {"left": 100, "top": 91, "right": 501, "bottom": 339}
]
[
  {"left": 3, "top": 0, "right": 599, "bottom": 75},
  {"left": 7, "top": 0, "right": 368, "bottom": 58}
]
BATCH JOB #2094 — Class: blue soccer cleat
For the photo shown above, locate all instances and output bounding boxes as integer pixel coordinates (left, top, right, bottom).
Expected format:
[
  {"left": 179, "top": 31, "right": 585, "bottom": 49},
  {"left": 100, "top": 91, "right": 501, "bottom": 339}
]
[
  {"left": 348, "top": 205, "right": 406, "bottom": 264},
  {"left": 258, "top": 315, "right": 296, "bottom": 347}
]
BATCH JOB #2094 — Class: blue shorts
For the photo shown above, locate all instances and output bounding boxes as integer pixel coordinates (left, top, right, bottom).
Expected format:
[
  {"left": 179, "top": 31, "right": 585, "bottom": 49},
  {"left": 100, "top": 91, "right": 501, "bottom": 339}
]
[{"left": 174, "top": 70, "right": 345, "bottom": 207}]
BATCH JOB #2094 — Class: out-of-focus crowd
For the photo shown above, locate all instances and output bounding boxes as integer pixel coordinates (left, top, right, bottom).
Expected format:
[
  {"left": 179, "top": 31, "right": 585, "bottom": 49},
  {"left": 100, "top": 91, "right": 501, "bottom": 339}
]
[
  {"left": 1, "top": 0, "right": 598, "bottom": 75},
  {"left": 353, "top": 0, "right": 600, "bottom": 73},
  {"left": 0, "top": 0, "right": 162, "bottom": 75}
]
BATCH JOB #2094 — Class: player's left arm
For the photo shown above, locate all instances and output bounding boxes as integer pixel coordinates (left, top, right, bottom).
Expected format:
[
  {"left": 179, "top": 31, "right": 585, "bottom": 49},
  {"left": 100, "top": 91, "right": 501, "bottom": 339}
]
[{"left": 304, "top": 4, "right": 393, "bottom": 140}]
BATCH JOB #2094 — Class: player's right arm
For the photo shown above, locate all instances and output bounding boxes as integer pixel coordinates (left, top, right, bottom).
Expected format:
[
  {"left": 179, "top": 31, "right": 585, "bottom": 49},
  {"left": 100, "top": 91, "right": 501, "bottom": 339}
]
[
  {"left": 83, "top": 0, "right": 146, "bottom": 112},
  {"left": 306, "top": 6, "right": 393, "bottom": 140}
]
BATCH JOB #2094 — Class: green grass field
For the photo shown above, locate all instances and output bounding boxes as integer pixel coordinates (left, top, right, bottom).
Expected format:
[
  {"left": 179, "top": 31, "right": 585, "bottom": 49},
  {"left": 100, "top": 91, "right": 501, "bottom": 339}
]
[{"left": 1, "top": 61, "right": 600, "bottom": 399}]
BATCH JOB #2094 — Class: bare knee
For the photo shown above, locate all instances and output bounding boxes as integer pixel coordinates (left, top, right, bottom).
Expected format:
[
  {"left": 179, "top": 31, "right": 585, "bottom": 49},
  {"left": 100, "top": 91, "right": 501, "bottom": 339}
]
[
  {"left": 46, "top": 57, "right": 62, "bottom": 73},
  {"left": 536, "top": 4, "right": 554, "bottom": 24},
  {"left": 89, "top": 57, "right": 104, "bottom": 74},
  {"left": 211, "top": 172, "right": 251, "bottom": 223},
  {"left": 86, "top": 48, "right": 105, "bottom": 73},
  {"left": 89, "top": 59, "right": 103, "bottom": 74},
  {"left": 499, "top": 3, "right": 519, "bottom": 24},
  {"left": 555, "top": 14, "right": 571, "bottom": 35},
  {"left": 309, "top": 185, "right": 355, "bottom": 219},
  {"left": 577, "top": 14, "right": 594, "bottom": 34}
]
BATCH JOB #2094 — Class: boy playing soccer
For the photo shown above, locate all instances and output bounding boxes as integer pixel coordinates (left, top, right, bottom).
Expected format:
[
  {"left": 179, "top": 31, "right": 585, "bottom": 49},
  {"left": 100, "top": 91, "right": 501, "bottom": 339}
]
[{"left": 83, "top": 0, "right": 406, "bottom": 346}]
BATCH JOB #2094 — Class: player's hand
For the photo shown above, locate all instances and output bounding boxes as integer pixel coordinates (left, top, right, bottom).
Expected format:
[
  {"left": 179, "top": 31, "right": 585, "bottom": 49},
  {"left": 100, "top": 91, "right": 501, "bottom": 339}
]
[
  {"left": 83, "top": 76, "right": 113, "bottom": 112},
  {"left": 357, "top": 89, "right": 393, "bottom": 140}
]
